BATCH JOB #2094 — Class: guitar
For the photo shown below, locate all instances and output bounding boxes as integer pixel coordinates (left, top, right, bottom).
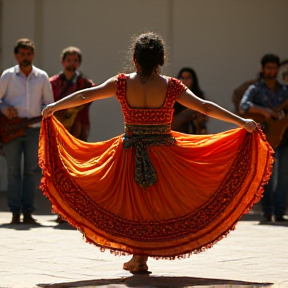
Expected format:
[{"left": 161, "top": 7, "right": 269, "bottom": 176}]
[
  {"left": 243, "top": 100, "right": 288, "bottom": 148},
  {"left": 0, "top": 113, "right": 42, "bottom": 145},
  {"left": 54, "top": 105, "right": 85, "bottom": 131}
]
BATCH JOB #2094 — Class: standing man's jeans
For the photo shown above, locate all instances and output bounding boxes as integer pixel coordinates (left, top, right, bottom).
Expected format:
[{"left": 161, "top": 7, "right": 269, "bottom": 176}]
[
  {"left": 262, "top": 144, "right": 288, "bottom": 217},
  {"left": 3, "top": 128, "right": 40, "bottom": 214}
]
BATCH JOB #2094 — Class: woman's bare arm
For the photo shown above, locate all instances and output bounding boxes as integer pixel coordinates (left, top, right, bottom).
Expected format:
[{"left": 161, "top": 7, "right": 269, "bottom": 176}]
[
  {"left": 171, "top": 108, "right": 196, "bottom": 130},
  {"left": 42, "top": 76, "right": 117, "bottom": 117},
  {"left": 177, "top": 89, "right": 256, "bottom": 132}
]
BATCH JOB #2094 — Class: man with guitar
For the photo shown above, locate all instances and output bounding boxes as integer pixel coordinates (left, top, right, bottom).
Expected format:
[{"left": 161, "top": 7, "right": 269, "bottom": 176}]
[
  {"left": 0, "top": 39, "right": 54, "bottom": 224},
  {"left": 50, "top": 46, "right": 95, "bottom": 142},
  {"left": 240, "top": 54, "right": 288, "bottom": 222},
  {"left": 49, "top": 46, "right": 94, "bottom": 223}
]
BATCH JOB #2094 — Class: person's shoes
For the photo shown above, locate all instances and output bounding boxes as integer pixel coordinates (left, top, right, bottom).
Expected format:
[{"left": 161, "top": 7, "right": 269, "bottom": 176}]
[
  {"left": 56, "top": 215, "right": 67, "bottom": 224},
  {"left": 11, "top": 213, "right": 21, "bottom": 224},
  {"left": 259, "top": 213, "right": 273, "bottom": 224},
  {"left": 275, "top": 215, "right": 288, "bottom": 222},
  {"left": 263, "top": 213, "right": 273, "bottom": 222},
  {"left": 23, "top": 213, "right": 37, "bottom": 224}
]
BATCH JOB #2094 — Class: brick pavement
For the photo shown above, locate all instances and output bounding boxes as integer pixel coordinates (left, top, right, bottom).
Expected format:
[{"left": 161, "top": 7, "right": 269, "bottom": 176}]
[{"left": 1, "top": 191, "right": 288, "bottom": 288}]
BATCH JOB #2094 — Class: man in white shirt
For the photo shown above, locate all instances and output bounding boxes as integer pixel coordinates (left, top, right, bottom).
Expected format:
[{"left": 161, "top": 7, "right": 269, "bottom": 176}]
[{"left": 0, "top": 38, "right": 54, "bottom": 224}]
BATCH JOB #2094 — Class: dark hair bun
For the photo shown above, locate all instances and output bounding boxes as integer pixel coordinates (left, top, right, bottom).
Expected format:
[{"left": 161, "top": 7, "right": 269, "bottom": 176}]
[{"left": 133, "top": 32, "right": 165, "bottom": 76}]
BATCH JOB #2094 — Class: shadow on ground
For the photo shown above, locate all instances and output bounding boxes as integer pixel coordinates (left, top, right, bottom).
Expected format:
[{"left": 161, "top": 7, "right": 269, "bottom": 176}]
[
  {"left": 0, "top": 189, "right": 53, "bottom": 215},
  {"left": 0, "top": 219, "right": 77, "bottom": 230},
  {"left": 37, "top": 275, "right": 273, "bottom": 288},
  {"left": 0, "top": 222, "right": 54, "bottom": 230},
  {"left": 240, "top": 214, "right": 288, "bottom": 226}
]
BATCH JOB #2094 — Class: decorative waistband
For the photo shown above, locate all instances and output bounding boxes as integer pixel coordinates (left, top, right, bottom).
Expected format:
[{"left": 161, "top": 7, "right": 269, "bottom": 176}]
[
  {"left": 124, "top": 124, "right": 171, "bottom": 136},
  {"left": 123, "top": 124, "right": 175, "bottom": 188}
]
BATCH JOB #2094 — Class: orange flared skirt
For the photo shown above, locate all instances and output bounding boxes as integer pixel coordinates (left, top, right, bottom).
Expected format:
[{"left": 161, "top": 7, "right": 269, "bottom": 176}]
[{"left": 39, "top": 116, "right": 273, "bottom": 258}]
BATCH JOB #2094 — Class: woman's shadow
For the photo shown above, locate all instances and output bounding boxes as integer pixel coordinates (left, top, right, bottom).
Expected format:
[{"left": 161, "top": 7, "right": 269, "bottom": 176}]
[{"left": 37, "top": 275, "right": 273, "bottom": 288}]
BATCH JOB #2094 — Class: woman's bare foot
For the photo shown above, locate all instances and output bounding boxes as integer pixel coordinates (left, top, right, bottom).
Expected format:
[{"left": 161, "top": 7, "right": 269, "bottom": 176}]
[{"left": 123, "top": 255, "right": 149, "bottom": 273}]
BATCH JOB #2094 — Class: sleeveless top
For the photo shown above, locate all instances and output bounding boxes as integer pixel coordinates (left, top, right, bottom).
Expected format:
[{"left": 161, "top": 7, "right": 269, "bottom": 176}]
[{"left": 115, "top": 73, "right": 186, "bottom": 125}]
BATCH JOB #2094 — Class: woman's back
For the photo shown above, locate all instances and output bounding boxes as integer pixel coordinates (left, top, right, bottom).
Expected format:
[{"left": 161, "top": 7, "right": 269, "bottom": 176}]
[
  {"left": 125, "top": 73, "right": 169, "bottom": 109},
  {"left": 115, "top": 73, "right": 185, "bottom": 125}
]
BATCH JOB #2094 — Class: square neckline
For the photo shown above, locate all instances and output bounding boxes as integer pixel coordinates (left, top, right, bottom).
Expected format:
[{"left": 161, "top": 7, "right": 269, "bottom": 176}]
[{"left": 123, "top": 75, "right": 171, "bottom": 111}]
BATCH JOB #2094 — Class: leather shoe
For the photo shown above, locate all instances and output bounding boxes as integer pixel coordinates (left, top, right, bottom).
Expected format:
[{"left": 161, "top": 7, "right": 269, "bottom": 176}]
[
  {"left": 275, "top": 215, "right": 288, "bottom": 222},
  {"left": 263, "top": 213, "right": 272, "bottom": 222},
  {"left": 11, "top": 213, "right": 21, "bottom": 224},
  {"left": 23, "top": 213, "right": 37, "bottom": 224},
  {"left": 56, "top": 215, "right": 67, "bottom": 224}
]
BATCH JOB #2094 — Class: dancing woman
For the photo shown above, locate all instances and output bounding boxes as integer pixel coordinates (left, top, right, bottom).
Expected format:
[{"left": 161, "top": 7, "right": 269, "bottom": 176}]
[{"left": 40, "top": 32, "right": 273, "bottom": 273}]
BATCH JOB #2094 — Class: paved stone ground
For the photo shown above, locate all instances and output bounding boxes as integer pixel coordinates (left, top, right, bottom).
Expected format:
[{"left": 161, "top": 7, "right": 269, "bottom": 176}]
[{"left": 1, "top": 191, "right": 288, "bottom": 288}]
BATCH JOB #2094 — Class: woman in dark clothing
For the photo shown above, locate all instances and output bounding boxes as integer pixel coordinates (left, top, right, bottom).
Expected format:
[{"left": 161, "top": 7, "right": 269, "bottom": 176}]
[{"left": 172, "top": 67, "right": 208, "bottom": 134}]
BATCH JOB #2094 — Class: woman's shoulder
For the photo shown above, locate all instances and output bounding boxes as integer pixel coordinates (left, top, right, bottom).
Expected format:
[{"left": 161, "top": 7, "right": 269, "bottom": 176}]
[
  {"left": 161, "top": 75, "right": 184, "bottom": 85},
  {"left": 163, "top": 76, "right": 187, "bottom": 91},
  {"left": 116, "top": 72, "right": 134, "bottom": 78},
  {"left": 114, "top": 73, "right": 184, "bottom": 88}
]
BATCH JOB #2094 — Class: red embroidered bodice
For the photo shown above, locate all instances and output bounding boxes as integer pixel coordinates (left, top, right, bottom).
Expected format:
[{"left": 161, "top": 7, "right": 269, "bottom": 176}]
[{"left": 115, "top": 74, "right": 186, "bottom": 125}]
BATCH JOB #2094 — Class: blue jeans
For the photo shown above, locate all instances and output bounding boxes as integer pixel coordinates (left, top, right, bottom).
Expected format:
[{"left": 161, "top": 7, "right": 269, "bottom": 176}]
[
  {"left": 261, "top": 145, "right": 288, "bottom": 217},
  {"left": 3, "top": 128, "right": 40, "bottom": 214}
]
